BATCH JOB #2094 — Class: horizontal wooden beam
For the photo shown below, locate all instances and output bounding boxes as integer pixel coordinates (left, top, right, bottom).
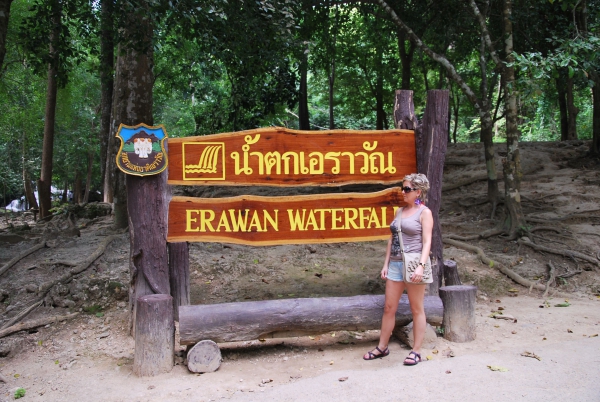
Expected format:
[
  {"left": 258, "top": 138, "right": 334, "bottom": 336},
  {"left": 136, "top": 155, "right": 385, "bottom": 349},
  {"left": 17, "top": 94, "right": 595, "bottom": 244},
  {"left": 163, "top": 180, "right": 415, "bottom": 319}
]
[
  {"left": 168, "top": 127, "right": 416, "bottom": 187},
  {"left": 179, "top": 294, "right": 443, "bottom": 345},
  {"left": 168, "top": 188, "right": 407, "bottom": 245}
]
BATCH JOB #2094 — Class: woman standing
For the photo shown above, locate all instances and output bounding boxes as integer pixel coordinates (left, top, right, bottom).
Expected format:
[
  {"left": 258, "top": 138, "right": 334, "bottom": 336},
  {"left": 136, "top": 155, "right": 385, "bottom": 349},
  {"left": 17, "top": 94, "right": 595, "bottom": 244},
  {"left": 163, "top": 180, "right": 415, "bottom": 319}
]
[{"left": 363, "top": 173, "right": 433, "bottom": 365}]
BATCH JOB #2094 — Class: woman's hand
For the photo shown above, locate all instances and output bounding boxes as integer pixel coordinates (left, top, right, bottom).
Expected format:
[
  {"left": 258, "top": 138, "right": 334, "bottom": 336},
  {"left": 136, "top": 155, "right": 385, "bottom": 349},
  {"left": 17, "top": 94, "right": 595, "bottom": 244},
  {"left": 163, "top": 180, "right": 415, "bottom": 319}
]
[
  {"left": 381, "top": 265, "right": 388, "bottom": 280},
  {"left": 410, "top": 265, "right": 424, "bottom": 282}
]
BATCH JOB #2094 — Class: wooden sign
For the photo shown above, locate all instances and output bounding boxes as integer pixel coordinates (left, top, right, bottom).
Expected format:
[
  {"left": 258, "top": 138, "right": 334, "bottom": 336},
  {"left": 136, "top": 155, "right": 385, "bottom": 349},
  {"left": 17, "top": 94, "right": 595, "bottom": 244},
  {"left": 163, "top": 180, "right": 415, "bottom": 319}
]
[
  {"left": 168, "top": 127, "right": 416, "bottom": 186},
  {"left": 168, "top": 188, "right": 406, "bottom": 246}
]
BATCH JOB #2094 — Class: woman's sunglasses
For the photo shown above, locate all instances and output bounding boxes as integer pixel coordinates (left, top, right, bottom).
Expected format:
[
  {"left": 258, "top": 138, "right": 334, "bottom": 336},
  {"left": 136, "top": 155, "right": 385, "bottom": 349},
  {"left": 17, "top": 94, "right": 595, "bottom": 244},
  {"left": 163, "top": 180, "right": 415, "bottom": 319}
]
[{"left": 401, "top": 186, "right": 418, "bottom": 193}]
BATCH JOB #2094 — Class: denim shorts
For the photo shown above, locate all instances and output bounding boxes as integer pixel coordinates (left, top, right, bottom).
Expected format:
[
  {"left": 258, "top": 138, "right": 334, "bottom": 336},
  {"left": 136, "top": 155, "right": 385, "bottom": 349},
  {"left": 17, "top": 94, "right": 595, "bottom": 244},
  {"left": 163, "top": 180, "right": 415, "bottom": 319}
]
[{"left": 386, "top": 260, "right": 404, "bottom": 282}]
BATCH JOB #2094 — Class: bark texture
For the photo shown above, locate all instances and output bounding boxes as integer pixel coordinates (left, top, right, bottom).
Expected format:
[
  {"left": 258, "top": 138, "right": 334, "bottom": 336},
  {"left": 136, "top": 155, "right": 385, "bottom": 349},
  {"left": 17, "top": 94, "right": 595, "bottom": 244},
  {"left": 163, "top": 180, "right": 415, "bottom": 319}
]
[
  {"left": 168, "top": 242, "right": 190, "bottom": 321},
  {"left": 439, "top": 285, "right": 477, "bottom": 342},
  {"left": 418, "top": 90, "right": 449, "bottom": 296},
  {"left": 100, "top": 0, "right": 115, "bottom": 202},
  {"left": 179, "top": 294, "right": 443, "bottom": 345},
  {"left": 133, "top": 294, "right": 174, "bottom": 377}
]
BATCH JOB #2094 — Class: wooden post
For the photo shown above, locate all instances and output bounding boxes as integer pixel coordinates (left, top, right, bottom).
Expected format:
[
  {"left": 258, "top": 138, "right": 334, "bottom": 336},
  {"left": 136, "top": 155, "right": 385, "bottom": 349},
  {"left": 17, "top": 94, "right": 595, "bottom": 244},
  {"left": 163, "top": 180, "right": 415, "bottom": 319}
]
[
  {"left": 179, "top": 294, "right": 443, "bottom": 345},
  {"left": 443, "top": 260, "right": 462, "bottom": 286},
  {"left": 168, "top": 242, "right": 190, "bottom": 321},
  {"left": 127, "top": 172, "right": 170, "bottom": 335},
  {"left": 439, "top": 285, "right": 477, "bottom": 342},
  {"left": 419, "top": 90, "right": 449, "bottom": 296},
  {"left": 133, "top": 294, "right": 174, "bottom": 376}
]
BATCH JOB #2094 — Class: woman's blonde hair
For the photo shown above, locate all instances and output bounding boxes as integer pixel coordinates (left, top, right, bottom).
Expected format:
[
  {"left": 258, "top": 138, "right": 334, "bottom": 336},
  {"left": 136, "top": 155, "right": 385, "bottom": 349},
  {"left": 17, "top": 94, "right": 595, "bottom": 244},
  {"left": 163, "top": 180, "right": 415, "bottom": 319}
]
[{"left": 403, "top": 173, "right": 430, "bottom": 202}]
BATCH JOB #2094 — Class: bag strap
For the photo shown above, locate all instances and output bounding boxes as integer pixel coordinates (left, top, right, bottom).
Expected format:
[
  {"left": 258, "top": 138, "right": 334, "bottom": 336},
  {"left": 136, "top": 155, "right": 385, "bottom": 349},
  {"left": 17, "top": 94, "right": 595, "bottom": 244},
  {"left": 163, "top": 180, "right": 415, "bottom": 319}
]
[{"left": 398, "top": 207, "right": 405, "bottom": 254}]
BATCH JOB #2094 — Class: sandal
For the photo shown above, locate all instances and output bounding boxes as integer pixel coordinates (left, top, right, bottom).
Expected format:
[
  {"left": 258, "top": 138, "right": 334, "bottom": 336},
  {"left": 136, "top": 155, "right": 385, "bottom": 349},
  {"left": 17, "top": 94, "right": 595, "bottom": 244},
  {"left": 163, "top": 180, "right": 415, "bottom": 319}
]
[
  {"left": 363, "top": 346, "right": 390, "bottom": 360},
  {"left": 403, "top": 351, "right": 421, "bottom": 366}
]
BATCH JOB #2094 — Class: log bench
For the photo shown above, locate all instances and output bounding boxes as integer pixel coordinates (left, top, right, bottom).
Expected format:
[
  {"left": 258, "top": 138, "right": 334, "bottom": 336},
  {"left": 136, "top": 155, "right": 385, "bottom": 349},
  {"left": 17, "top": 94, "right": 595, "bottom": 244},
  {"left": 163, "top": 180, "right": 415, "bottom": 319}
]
[{"left": 179, "top": 294, "right": 443, "bottom": 345}]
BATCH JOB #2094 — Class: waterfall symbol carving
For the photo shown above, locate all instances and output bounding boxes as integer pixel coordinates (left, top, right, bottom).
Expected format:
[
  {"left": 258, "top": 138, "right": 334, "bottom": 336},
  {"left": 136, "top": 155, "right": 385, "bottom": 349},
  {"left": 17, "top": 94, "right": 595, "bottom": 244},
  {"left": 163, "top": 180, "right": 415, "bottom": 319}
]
[{"left": 185, "top": 145, "right": 222, "bottom": 174}]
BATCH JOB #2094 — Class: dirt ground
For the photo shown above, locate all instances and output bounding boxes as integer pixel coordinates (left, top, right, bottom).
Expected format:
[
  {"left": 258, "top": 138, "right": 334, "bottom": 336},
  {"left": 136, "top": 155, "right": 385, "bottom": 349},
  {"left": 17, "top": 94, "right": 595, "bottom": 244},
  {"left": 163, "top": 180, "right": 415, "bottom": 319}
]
[{"left": 0, "top": 140, "right": 599, "bottom": 401}]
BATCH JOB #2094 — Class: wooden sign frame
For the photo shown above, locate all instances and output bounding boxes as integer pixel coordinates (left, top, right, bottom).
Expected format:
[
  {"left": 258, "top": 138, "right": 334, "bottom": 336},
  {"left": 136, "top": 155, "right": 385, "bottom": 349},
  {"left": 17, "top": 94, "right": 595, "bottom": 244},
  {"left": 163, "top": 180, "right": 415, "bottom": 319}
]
[
  {"left": 168, "top": 188, "right": 407, "bottom": 246},
  {"left": 167, "top": 127, "right": 416, "bottom": 187}
]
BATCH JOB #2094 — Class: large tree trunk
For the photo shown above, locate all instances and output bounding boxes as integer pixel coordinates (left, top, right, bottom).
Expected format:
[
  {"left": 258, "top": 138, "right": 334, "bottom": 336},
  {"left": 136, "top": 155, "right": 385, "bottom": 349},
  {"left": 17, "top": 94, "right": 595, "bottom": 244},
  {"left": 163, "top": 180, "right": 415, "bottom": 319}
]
[
  {"left": 417, "top": 90, "right": 449, "bottom": 296},
  {"left": 100, "top": 0, "right": 115, "bottom": 202},
  {"left": 179, "top": 295, "right": 444, "bottom": 345},
  {"left": 397, "top": 30, "right": 415, "bottom": 90},
  {"left": 566, "top": 76, "right": 579, "bottom": 140},
  {"left": 0, "top": 0, "right": 13, "bottom": 74},
  {"left": 38, "top": 0, "right": 60, "bottom": 219},
  {"left": 82, "top": 148, "right": 93, "bottom": 204},
  {"left": 298, "top": 53, "right": 310, "bottom": 130},
  {"left": 111, "top": 2, "right": 169, "bottom": 335},
  {"left": 22, "top": 131, "right": 38, "bottom": 210},
  {"left": 556, "top": 77, "right": 569, "bottom": 141},
  {"left": 501, "top": 0, "right": 525, "bottom": 238}
]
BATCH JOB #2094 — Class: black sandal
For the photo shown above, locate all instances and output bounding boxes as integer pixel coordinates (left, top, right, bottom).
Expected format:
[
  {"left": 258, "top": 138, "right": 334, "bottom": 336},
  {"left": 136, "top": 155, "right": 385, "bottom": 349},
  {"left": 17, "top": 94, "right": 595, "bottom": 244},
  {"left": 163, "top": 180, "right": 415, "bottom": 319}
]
[
  {"left": 403, "top": 351, "right": 421, "bottom": 366},
  {"left": 363, "top": 346, "right": 390, "bottom": 360}
]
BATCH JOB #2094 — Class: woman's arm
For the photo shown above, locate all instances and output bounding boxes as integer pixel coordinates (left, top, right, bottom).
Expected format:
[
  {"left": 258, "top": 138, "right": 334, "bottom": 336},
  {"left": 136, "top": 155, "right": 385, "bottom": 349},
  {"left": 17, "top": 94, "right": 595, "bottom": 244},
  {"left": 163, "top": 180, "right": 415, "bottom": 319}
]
[
  {"left": 420, "top": 208, "right": 434, "bottom": 264},
  {"left": 381, "top": 236, "right": 392, "bottom": 279}
]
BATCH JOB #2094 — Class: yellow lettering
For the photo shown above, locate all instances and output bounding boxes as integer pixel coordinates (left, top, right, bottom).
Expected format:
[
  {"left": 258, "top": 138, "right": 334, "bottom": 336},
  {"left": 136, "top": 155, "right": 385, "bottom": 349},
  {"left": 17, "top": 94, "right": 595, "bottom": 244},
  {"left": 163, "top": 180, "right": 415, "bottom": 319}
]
[
  {"left": 381, "top": 207, "right": 388, "bottom": 227},
  {"left": 248, "top": 210, "right": 263, "bottom": 232},
  {"left": 344, "top": 208, "right": 359, "bottom": 229},
  {"left": 263, "top": 210, "right": 279, "bottom": 231},
  {"left": 331, "top": 209, "right": 344, "bottom": 230},
  {"left": 305, "top": 210, "right": 320, "bottom": 231},
  {"left": 186, "top": 210, "right": 200, "bottom": 232},
  {"left": 216, "top": 211, "right": 231, "bottom": 232},
  {"left": 367, "top": 208, "right": 381, "bottom": 228},
  {"left": 313, "top": 209, "right": 330, "bottom": 230},
  {"left": 359, "top": 207, "right": 372, "bottom": 229},
  {"left": 229, "top": 209, "right": 249, "bottom": 231},
  {"left": 200, "top": 210, "right": 216, "bottom": 232},
  {"left": 287, "top": 209, "right": 307, "bottom": 231}
]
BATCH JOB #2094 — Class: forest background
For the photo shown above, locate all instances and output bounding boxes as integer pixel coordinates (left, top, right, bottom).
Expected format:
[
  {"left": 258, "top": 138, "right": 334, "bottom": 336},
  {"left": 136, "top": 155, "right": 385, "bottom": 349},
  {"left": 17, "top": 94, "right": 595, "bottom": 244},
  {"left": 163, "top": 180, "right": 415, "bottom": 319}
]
[{"left": 0, "top": 0, "right": 599, "bottom": 223}]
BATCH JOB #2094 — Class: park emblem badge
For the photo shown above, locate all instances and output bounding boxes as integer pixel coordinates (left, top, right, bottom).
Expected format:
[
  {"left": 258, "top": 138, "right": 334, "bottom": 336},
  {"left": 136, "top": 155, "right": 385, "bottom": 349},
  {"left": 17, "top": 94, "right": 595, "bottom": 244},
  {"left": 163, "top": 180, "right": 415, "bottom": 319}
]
[{"left": 115, "top": 123, "right": 168, "bottom": 176}]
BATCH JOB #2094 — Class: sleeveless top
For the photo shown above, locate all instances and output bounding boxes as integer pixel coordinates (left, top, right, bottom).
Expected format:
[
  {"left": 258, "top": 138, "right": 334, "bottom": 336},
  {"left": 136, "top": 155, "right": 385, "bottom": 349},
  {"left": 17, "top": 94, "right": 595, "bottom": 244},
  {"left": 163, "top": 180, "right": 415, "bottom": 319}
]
[{"left": 389, "top": 206, "right": 427, "bottom": 261}]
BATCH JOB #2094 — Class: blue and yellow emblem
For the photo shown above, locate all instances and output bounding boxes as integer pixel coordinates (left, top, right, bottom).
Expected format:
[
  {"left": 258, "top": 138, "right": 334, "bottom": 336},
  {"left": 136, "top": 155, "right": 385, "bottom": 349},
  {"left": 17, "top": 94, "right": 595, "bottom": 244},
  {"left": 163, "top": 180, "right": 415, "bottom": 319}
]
[{"left": 115, "top": 123, "right": 168, "bottom": 176}]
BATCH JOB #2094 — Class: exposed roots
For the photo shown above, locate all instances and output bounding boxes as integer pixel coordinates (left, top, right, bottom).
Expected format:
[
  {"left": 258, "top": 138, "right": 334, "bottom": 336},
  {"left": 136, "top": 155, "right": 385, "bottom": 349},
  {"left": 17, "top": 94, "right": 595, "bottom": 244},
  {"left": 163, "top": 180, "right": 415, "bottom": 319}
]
[
  {"left": 442, "top": 237, "right": 569, "bottom": 297},
  {"left": 0, "top": 241, "right": 46, "bottom": 278},
  {"left": 517, "top": 237, "right": 600, "bottom": 269},
  {"left": 0, "top": 313, "right": 79, "bottom": 339}
]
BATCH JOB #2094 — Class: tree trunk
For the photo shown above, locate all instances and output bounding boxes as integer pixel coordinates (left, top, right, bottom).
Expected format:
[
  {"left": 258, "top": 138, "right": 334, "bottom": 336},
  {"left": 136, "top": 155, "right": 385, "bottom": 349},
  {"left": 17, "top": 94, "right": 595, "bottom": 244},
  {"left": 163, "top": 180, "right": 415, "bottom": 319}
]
[
  {"left": 38, "top": 0, "right": 60, "bottom": 219},
  {"left": 439, "top": 285, "right": 477, "bottom": 342},
  {"left": 418, "top": 90, "right": 449, "bottom": 296},
  {"left": 100, "top": 0, "right": 115, "bottom": 202},
  {"left": 298, "top": 54, "right": 310, "bottom": 130},
  {"left": 61, "top": 179, "right": 68, "bottom": 203},
  {"left": 82, "top": 148, "right": 93, "bottom": 204},
  {"left": 502, "top": 0, "right": 525, "bottom": 238},
  {"left": 393, "top": 90, "right": 417, "bottom": 130},
  {"left": 566, "top": 76, "right": 579, "bottom": 140},
  {"left": 0, "top": 0, "right": 14, "bottom": 74},
  {"left": 328, "top": 62, "right": 335, "bottom": 130},
  {"left": 397, "top": 29, "right": 415, "bottom": 90},
  {"left": 73, "top": 171, "right": 82, "bottom": 204},
  {"left": 591, "top": 70, "right": 600, "bottom": 155},
  {"left": 111, "top": 1, "right": 169, "bottom": 336},
  {"left": 179, "top": 294, "right": 443, "bottom": 345},
  {"left": 556, "top": 77, "right": 569, "bottom": 141},
  {"left": 22, "top": 131, "right": 38, "bottom": 210}
]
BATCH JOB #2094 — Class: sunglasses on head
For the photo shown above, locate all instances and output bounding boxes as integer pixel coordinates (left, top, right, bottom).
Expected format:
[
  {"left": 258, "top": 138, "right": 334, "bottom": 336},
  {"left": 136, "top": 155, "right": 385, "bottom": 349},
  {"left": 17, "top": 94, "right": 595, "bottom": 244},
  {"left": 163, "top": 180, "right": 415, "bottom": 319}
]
[{"left": 401, "top": 186, "right": 418, "bottom": 193}]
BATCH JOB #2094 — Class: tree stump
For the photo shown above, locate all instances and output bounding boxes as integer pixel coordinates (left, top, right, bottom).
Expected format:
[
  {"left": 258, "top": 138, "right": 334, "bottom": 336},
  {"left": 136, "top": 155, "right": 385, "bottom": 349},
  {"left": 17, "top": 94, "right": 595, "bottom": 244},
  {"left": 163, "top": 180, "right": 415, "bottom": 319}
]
[
  {"left": 439, "top": 285, "right": 477, "bottom": 342},
  {"left": 187, "top": 340, "right": 222, "bottom": 373},
  {"left": 168, "top": 242, "right": 190, "bottom": 321},
  {"left": 443, "top": 260, "right": 462, "bottom": 286},
  {"left": 133, "top": 294, "right": 174, "bottom": 377}
]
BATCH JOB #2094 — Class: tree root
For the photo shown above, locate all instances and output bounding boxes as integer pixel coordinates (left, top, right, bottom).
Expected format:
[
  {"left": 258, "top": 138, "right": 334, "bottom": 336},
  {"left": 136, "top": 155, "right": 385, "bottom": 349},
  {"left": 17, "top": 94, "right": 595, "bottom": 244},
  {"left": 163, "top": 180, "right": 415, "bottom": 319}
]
[
  {"left": 38, "top": 235, "right": 119, "bottom": 294},
  {"left": 0, "top": 313, "right": 79, "bottom": 339},
  {"left": 442, "top": 237, "right": 569, "bottom": 297},
  {"left": 2, "top": 235, "right": 120, "bottom": 331},
  {"left": 0, "top": 241, "right": 46, "bottom": 278},
  {"left": 0, "top": 301, "right": 42, "bottom": 330},
  {"left": 543, "top": 261, "right": 557, "bottom": 298},
  {"left": 517, "top": 237, "right": 600, "bottom": 269},
  {"left": 529, "top": 226, "right": 560, "bottom": 234}
]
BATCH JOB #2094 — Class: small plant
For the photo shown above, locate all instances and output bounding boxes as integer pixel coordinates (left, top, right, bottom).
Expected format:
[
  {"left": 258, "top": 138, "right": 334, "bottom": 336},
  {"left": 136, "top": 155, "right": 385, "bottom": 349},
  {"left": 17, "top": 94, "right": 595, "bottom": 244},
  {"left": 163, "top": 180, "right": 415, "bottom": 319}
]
[
  {"left": 14, "top": 388, "right": 26, "bottom": 399},
  {"left": 82, "top": 305, "right": 103, "bottom": 315}
]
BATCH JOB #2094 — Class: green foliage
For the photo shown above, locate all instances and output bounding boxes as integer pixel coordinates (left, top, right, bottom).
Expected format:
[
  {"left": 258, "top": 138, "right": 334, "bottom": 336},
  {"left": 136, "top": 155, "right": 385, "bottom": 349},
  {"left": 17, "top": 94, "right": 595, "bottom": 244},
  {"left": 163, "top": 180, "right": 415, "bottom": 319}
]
[{"left": 14, "top": 388, "right": 26, "bottom": 399}]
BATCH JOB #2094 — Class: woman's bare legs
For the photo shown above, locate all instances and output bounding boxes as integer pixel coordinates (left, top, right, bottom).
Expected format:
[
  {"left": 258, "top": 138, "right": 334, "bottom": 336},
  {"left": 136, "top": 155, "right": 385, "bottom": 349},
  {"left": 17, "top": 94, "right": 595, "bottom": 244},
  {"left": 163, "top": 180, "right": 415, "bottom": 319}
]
[
  {"left": 364, "top": 279, "right": 405, "bottom": 358},
  {"left": 405, "top": 283, "right": 426, "bottom": 361}
]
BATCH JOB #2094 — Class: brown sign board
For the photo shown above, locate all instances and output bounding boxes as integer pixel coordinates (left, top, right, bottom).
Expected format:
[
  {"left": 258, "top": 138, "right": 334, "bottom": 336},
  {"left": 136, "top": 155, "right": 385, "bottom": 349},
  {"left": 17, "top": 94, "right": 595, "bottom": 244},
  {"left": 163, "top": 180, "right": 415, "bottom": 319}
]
[
  {"left": 168, "top": 188, "right": 407, "bottom": 246},
  {"left": 167, "top": 127, "right": 416, "bottom": 187}
]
